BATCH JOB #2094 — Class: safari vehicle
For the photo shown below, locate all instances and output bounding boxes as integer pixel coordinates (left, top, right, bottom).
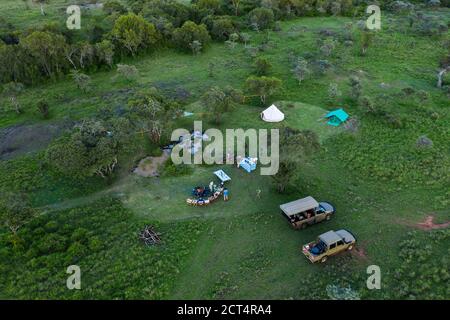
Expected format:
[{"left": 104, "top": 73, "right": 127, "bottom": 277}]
[
  {"left": 302, "top": 230, "right": 356, "bottom": 263},
  {"left": 279, "top": 196, "right": 335, "bottom": 229}
]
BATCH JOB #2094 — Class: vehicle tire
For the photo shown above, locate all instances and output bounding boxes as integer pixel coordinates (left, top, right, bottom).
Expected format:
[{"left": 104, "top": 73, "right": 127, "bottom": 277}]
[
  {"left": 325, "top": 214, "right": 331, "bottom": 221},
  {"left": 347, "top": 245, "right": 354, "bottom": 251},
  {"left": 320, "top": 256, "right": 328, "bottom": 263}
]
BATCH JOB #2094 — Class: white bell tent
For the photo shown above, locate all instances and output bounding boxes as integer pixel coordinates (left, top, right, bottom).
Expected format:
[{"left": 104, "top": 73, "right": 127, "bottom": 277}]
[{"left": 261, "top": 104, "right": 285, "bottom": 122}]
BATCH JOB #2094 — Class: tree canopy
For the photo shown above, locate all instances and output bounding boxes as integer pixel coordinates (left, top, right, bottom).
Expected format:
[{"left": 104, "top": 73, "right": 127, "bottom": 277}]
[{"left": 111, "top": 13, "right": 161, "bottom": 56}]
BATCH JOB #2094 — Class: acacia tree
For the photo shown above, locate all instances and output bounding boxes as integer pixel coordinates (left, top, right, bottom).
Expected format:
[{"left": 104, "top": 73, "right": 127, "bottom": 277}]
[
  {"left": 71, "top": 70, "right": 92, "bottom": 92},
  {"left": 95, "top": 40, "right": 115, "bottom": 68},
  {"left": 22, "top": 0, "right": 30, "bottom": 10},
  {"left": 22, "top": 31, "right": 67, "bottom": 78},
  {"left": 172, "top": 21, "right": 211, "bottom": 53},
  {"left": 65, "top": 39, "right": 97, "bottom": 70},
  {"left": 245, "top": 75, "right": 282, "bottom": 104},
  {"left": 36, "top": 99, "right": 50, "bottom": 118},
  {"left": 0, "top": 192, "right": 37, "bottom": 236},
  {"left": 189, "top": 40, "right": 202, "bottom": 55},
  {"left": 201, "top": 86, "right": 242, "bottom": 124},
  {"left": 127, "top": 88, "right": 181, "bottom": 144},
  {"left": 2, "top": 82, "right": 24, "bottom": 114},
  {"left": 197, "top": 0, "right": 221, "bottom": 14},
  {"left": 78, "top": 42, "right": 95, "bottom": 69},
  {"left": 46, "top": 120, "right": 128, "bottom": 178},
  {"left": 359, "top": 30, "right": 374, "bottom": 56},
  {"left": 328, "top": 83, "right": 342, "bottom": 102},
  {"left": 437, "top": 54, "right": 450, "bottom": 88},
  {"left": 349, "top": 75, "right": 362, "bottom": 101},
  {"left": 272, "top": 128, "right": 320, "bottom": 193},
  {"left": 111, "top": 13, "right": 161, "bottom": 56},
  {"left": 116, "top": 64, "right": 139, "bottom": 81},
  {"left": 292, "top": 57, "right": 310, "bottom": 84},
  {"left": 32, "top": 0, "right": 49, "bottom": 16},
  {"left": 240, "top": 32, "right": 250, "bottom": 47},
  {"left": 231, "top": 0, "right": 241, "bottom": 16},
  {"left": 248, "top": 8, "right": 275, "bottom": 30},
  {"left": 255, "top": 57, "right": 272, "bottom": 76}
]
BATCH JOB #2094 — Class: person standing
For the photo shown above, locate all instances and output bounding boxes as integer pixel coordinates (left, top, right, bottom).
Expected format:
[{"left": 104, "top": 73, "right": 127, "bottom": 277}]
[{"left": 223, "top": 188, "right": 229, "bottom": 201}]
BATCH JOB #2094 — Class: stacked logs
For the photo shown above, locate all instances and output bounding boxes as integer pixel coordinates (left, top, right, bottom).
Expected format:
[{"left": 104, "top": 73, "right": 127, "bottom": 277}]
[{"left": 139, "top": 225, "right": 161, "bottom": 246}]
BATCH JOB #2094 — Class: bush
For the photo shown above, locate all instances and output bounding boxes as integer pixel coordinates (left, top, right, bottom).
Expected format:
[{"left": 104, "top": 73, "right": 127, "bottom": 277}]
[
  {"left": 245, "top": 75, "right": 282, "bottom": 104},
  {"left": 66, "top": 242, "right": 87, "bottom": 260},
  {"left": 248, "top": 8, "right": 274, "bottom": 31},
  {"left": 44, "top": 221, "right": 58, "bottom": 232},
  {"left": 416, "top": 135, "right": 433, "bottom": 148},
  {"left": 196, "top": 0, "right": 221, "bottom": 14},
  {"left": 211, "top": 17, "right": 237, "bottom": 41},
  {"left": 172, "top": 21, "right": 211, "bottom": 52},
  {"left": 116, "top": 64, "right": 139, "bottom": 81},
  {"left": 103, "top": 0, "right": 128, "bottom": 15},
  {"left": 71, "top": 228, "right": 89, "bottom": 243},
  {"left": 37, "top": 100, "right": 50, "bottom": 119},
  {"left": 88, "top": 237, "right": 103, "bottom": 251},
  {"left": 111, "top": 13, "right": 161, "bottom": 56},
  {"left": 254, "top": 57, "right": 272, "bottom": 76},
  {"left": 36, "top": 233, "right": 68, "bottom": 254},
  {"left": 162, "top": 159, "right": 192, "bottom": 177}
]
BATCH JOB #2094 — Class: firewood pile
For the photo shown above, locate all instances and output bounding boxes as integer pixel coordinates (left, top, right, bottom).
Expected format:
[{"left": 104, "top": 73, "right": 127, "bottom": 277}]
[{"left": 139, "top": 225, "right": 161, "bottom": 246}]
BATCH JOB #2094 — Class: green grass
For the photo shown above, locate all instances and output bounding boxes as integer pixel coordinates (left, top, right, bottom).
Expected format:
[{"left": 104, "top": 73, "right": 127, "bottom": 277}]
[
  {"left": 0, "top": 5, "right": 449, "bottom": 299},
  {"left": 0, "top": 0, "right": 106, "bottom": 31}
]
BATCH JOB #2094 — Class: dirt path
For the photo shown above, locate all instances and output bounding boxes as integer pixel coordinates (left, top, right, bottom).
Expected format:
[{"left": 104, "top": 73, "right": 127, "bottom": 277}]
[
  {"left": 398, "top": 214, "right": 450, "bottom": 231},
  {"left": 40, "top": 151, "right": 171, "bottom": 213},
  {"left": 39, "top": 177, "right": 132, "bottom": 213},
  {"left": 133, "top": 150, "right": 170, "bottom": 177},
  {"left": 415, "top": 215, "right": 450, "bottom": 230}
]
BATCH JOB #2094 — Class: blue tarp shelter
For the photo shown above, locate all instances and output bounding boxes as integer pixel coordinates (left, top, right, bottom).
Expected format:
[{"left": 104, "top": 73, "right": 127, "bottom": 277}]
[
  {"left": 214, "top": 170, "right": 231, "bottom": 182},
  {"left": 238, "top": 157, "right": 257, "bottom": 173},
  {"left": 325, "top": 108, "right": 349, "bottom": 126}
]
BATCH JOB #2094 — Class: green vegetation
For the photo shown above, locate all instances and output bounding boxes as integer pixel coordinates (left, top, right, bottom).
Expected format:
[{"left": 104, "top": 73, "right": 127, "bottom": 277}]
[{"left": 0, "top": 0, "right": 449, "bottom": 300}]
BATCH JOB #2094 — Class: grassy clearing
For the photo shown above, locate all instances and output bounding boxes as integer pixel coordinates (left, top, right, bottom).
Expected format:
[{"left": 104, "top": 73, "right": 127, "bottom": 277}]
[{"left": 0, "top": 0, "right": 106, "bottom": 31}]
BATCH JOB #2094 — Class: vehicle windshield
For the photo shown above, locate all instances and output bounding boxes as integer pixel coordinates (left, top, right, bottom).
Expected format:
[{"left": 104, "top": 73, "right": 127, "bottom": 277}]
[{"left": 319, "top": 202, "right": 333, "bottom": 212}]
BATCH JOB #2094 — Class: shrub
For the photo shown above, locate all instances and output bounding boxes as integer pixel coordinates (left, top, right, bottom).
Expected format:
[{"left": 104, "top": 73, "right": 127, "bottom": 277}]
[
  {"left": 71, "top": 228, "right": 89, "bottom": 243},
  {"left": 172, "top": 21, "right": 211, "bottom": 52},
  {"left": 111, "top": 13, "right": 161, "bottom": 56},
  {"left": 37, "top": 100, "right": 50, "bottom": 119},
  {"left": 88, "top": 237, "right": 103, "bottom": 251},
  {"left": 103, "top": 0, "right": 128, "bottom": 15},
  {"left": 328, "top": 83, "right": 342, "bottom": 102},
  {"left": 66, "top": 242, "right": 87, "bottom": 260},
  {"left": 70, "top": 70, "right": 92, "bottom": 92},
  {"left": 245, "top": 75, "right": 282, "bottom": 104},
  {"left": 116, "top": 64, "right": 139, "bottom": 81},
  {"left": 248, "top": 8, "right": 274, "bottom": 31},
  {"left": 349, "top": 76, "right": 362, "bottom": 101},
  {"left": 44, "top": 221, "right": 58, "bottom": 232},
  {"left": 416, "top": 135, "right": 433, "bottom": 148},
  {"left": 162, "top": 160, "right": 192, "bottom": 177},
  {"left": 291, "top": 57, "right": 310, "bottom": 84},
  {"left": 37, "top": 233, "right": 68, "bottom": 254},
  {"left": 254, "top": 57, "right": 272, "bottom": 76},
  {"left": 211, "top": 17, "right": 237, "bottom": 41},
  {"left": 189, "top": 40, "right": 202, "bottom": 55},
  {"left": 197, "top": 0, "right": 221, "bottom": 14},
  {"left": 326, "top": 284, "right": 360, "bottom": 300}
]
